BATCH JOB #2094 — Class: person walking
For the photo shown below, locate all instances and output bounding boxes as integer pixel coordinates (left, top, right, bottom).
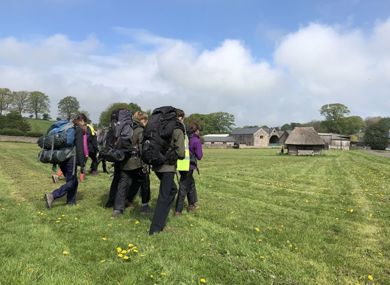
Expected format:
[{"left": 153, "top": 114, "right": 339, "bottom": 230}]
[
  {"left": 149, "top": 108, "right": 185, "bottom": 235},
  {"left": 175, "top": 122, "right": 203, "bottom": 215},
  {"left": 44, "top": 113, "right": 87, "bottom": 208}
]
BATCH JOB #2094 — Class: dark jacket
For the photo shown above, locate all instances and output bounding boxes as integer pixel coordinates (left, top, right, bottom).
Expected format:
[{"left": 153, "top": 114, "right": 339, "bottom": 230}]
[
  {"left": 87, "top": 125, "right": 98, "bottom": 153},
  {"left": 75, "top": 125, "right": 86, "bottom": 168},
  {"left": 121, "top": 120, "right": 144, "bottom": 171},
  {"left": 154, "top": 128, "right": 185, "bottom": 173}
]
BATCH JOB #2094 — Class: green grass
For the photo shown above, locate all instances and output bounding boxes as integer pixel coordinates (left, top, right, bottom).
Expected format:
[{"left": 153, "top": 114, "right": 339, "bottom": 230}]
[
  {"left": 0, "top": 143, "right": 389, "bottom": 285},
  {"left": 26, "top": 118, "right": 53, "bottom": 134}
]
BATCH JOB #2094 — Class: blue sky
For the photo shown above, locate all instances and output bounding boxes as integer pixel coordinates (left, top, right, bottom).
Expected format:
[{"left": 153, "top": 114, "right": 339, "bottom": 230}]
[
  {"left": 0, "top": 0, "right": 389, "bottom": 125},
  {"left": 2, "top": 0, "right": 388, "bottom": 59}
]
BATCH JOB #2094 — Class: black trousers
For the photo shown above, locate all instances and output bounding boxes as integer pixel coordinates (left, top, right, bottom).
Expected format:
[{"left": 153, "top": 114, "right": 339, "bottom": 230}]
[
  {"left": 105, "top": 162, "right": 121, "bottom": 207},
  {"left": 89, "top": 151, "right": 98, "bottom": 172},
  {"left": 114, "top": 170, "right": 141, "bottom": 212},
  {"left": 127, "top": 170, "right": 151, "bottom": 204},
  {"left": 175, "top": 171, "right": 197, "bottom": 212},
  {"left": 149, "top": 172, "right": 177, "bottom": 235}
]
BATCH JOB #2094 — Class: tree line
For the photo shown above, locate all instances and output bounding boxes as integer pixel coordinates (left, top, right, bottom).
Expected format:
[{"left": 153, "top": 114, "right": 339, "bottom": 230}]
[
  {"left": 0, "top": 88, "right": 50, "bottom": 119},
  {"left": 1, "top": 89, "right": 388, "bottom": 150}
]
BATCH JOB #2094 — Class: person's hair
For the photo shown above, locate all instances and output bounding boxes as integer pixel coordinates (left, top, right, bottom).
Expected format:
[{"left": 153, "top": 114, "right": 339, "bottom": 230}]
[
  {"left": 133, "top": 111, "right": 148, "bottom": 121},
  {"left": 189, "top": 122, "right": 200, "bottom": 133},
  {"left": 176, "top": 109, "right": 185, "bottom": 118},
  {"left": 73, "top": 113, "right": 88, "bottom": 126}
]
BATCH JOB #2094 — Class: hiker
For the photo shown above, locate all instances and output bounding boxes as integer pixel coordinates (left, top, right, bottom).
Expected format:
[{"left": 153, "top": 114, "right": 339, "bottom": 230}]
[
  {"left": 96, "top": 128, "right": 109, "bottom": 173},
  {"left": 175, "top": 122, "right": 203, "bottom": 215},
  {"left": 126, "top": 111, "right": 151, "bottom": 213},
  {"left": 145, "top": 107, "right": 185, "bottom": 235},
  {"left": 102, "top": 109, "right": 133, "bottom": 210},
  {"left": 44, "top": 113, "right": 87, "bottom": 208},
  {"left": 110, "top": 111, "right": 147, "bottom": 217},
  {"left": 86, "top": 123, "right": 98, "bottom": 175}
]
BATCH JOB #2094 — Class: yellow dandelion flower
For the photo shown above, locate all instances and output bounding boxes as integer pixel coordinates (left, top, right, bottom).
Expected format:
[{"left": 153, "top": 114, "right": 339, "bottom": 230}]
[
  {"left": 123, "top": 255, "right": 129, "bottom": 261},
  {"left": 200, "top": 277, "right": 207, "bottom": 283},
  {"left": 133, "top": 249, "right": 139, "bottom": 253},
  {"left": 134, "top": 220, "right": 140, "bottom": 225},
  {"left": 367, "top": 275, "right": 374, "bottom": 281},
  {"left": 118, "top": 253, "right": 124, "bottom": 258},
  {"left": 62, "top": 250, "right": 69, "bottom": 256},
  {"left": 102, "top": 237, "right": 107, "bottom": 241},
  {"left": 255, "top": 227, "right": 261, "bottom": 232},
  {"left": 121, "top": 250, "right": 128, "bottom": 254},
  {"left": 128, "top": 243, "right": 135, "bottom": 248},
  {"left": 116, "top": 247, "right": 122, "bottom": 253}
]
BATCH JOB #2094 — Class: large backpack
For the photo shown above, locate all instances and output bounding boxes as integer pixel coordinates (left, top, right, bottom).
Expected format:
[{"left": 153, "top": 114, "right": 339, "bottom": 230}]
[
  {"left": 99, "top": 109, "right": 133, "bottom": 162},
  {"left": 141, "top": 106, "right": 183, "bottom": 167},
  {"left": 37, "top": 120, "right": 75, "bottom": 150},
  {"left": 37, "top": 120, "right": 76, "bottom": 164}
]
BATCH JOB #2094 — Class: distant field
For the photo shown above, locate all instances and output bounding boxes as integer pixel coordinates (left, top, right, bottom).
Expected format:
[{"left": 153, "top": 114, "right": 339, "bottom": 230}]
[
  {"left": 26, "top": 118, "right": 53, "bottom": 134},
  {"left": 0, "top": 144, "right": 389, "bottom": 284}
]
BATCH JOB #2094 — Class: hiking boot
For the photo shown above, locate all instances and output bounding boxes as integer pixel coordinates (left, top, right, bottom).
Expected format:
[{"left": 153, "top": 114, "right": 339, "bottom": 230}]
[
  {"left": 44, "top": 193, "right": 54, "bottom": 209},
  {"left": 174, "top": 211, "right": 182, "bottom": 217},
  {"left": 112, "top": 210, "right": 123, "bottom": 218},
  {"left": 51, "top": 174, "right": 59, "bottom": 183},
  {"left": 188, "top": 205, "right": 197, "bottom": 212},
  {"left": 140, "top": 204, "right": 150, "bottom": 213}
]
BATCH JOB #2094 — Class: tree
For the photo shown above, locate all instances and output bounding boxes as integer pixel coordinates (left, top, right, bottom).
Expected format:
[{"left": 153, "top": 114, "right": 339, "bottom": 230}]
[
  {"left": 0, "top": 111, "right": 31, "bottom": 132},
  {"left": 320, "top": 103, "right": 351, "bottom": 133},
  {"left": 128, "top": 102, "right": 142, "bottom": 114},
  {"left": 58, "top": 96, "right": 80, "bottom": 120},
  {"left": 280, "top": 123, "right": 291, "bottom": 131},
  {"left": 27, "top": 91, "right": 50, "bottom": 119},
  {"left": 12, "top": 91, "right": 30, "bottom": 115},
  {"left": 186, "top": 112, "right": 235, "bottom": 135},
  {"left": 364, "top": 118, "right": 390, "bottom": 150},
  {"left": 320, "top": 103, "right": 350, "bottom": 121},
  {"left": 341, "top": 116, "right": 365, "bottom": 135},
  {"left": 0, "top": 88, "right": 12, "bottom": 115}
]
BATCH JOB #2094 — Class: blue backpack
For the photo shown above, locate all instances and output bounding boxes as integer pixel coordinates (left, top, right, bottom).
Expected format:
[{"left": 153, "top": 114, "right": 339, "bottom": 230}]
[{"left": 37, "top": 120, "right": 75, "bottom": 150}]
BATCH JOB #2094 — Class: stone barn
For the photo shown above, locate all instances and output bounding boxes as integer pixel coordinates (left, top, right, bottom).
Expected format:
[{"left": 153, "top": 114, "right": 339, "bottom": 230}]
[
  {"left": 318, "top": 133, "right": 351, "bottom": 150},
  {"left": 203, "top": 134, "right": 236, "bottom": 148},
  {"left": 230, "top": 127, "right": 269, "bottom": 147},
  {"left": 285, "top": 127, "right": 325, "bottom": 155}
]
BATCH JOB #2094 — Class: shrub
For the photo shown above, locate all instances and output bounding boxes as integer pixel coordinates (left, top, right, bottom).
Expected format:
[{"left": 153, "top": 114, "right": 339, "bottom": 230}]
[{"left": 0, "top": 128, "right": 25, "bottom": 136}]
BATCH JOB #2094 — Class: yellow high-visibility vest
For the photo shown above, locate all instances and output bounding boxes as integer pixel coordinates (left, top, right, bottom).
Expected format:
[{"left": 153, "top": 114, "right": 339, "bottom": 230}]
[
  {"left": 87, "top": 124, "right": 96, "bottom": 136},
  {"left": 177, "top": 135, "right": 190, "bottom": 171}
]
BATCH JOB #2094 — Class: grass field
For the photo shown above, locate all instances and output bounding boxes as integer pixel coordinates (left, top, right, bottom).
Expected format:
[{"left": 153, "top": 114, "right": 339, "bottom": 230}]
[
  {"left": 0, "top": 143, "right": 389, "bottom": 285},
  {"left": 26, "top": 119, "right": 53, "bottom": 134}
]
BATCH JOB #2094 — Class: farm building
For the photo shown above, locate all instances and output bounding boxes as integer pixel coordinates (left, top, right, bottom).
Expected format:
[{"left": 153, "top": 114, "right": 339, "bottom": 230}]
[
  {"left": 319, "top": 133, "right": 351, "bottom": 150},
  {"left": 230, "top": 127, "right": 289, "bottom": 147},
  {"left": 285, "top": 127, "right": 325, "bottom": 155},
  {"left": 203, "top": 134, "right": 236, "bottom": 148}
]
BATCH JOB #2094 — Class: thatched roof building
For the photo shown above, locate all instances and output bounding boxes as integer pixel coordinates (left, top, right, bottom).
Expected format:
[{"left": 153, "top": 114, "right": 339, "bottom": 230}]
[{"left": 285, "top": 127, "right": 325, "bottom": 155}]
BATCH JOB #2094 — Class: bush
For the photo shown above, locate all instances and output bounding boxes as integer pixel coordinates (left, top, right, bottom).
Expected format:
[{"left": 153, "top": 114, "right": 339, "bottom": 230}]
[
  {"left": 0, "top": 128, "right": 25, "bottom": 136},
  {"left": 364, "top": 118, "right": 390, "bottom": 150},
  {"left": 27, "top": 131, "right": 44, "bottom": 137}
]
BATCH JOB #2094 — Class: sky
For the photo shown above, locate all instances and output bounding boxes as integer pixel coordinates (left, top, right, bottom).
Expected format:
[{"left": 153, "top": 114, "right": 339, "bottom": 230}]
[{"left": 0, "top": 0, "right": 389, "bottom": 126}]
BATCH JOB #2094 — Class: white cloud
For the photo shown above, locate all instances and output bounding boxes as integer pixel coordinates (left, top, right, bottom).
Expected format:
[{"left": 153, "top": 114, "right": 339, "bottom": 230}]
[{"left": 0, "top": 19, "right": 390, "bottom": 126}]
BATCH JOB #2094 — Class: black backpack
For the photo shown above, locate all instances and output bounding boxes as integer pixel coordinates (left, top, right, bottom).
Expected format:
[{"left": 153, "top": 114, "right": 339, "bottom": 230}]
[
  {"left": 141, "top": 106, "right": 183, "bottom": 167},
  {"left": 99, "top": 109, "right": 133, "bottom": 162}
]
